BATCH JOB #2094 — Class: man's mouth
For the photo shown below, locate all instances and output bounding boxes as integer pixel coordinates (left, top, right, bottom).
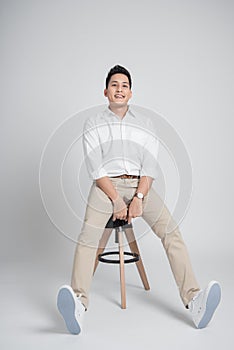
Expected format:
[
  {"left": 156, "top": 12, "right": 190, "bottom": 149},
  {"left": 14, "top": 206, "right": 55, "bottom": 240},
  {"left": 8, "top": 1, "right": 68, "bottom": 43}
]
[{"left": 115, "top": 94, "right": 125, "bottom": 99}]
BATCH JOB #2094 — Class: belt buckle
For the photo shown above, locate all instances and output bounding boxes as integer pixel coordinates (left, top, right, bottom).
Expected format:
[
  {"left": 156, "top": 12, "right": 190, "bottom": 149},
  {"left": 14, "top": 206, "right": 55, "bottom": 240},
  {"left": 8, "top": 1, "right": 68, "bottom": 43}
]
[{"left": 120, "top": 174, "right": 136, "bottom": 179}]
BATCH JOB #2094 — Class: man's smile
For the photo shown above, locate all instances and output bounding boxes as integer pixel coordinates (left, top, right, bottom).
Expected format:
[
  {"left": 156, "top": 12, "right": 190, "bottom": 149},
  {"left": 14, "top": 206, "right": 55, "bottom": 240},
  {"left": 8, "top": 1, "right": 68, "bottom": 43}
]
[{"left": 115, "top": 94, "right": 125, "bottom": 99}]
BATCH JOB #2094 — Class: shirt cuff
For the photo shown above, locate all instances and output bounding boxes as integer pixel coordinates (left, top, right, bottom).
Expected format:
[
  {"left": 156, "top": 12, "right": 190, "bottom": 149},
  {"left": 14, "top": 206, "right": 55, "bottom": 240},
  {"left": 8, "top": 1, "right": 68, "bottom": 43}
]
[{"left": 140, "top": 167, "right": 158, "bottom": 180}]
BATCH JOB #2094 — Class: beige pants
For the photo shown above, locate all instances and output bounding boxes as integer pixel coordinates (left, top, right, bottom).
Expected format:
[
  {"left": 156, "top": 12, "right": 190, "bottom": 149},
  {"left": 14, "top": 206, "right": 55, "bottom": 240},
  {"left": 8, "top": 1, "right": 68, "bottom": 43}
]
[{"left": 71, "top": 178, "right": 200, "bottom": 309}]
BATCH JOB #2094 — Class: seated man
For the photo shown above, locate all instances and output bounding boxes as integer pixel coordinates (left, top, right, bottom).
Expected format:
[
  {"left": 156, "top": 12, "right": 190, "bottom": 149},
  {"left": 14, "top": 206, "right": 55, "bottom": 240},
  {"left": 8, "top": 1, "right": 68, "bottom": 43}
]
[{"left": 57, "top": 65, "right": 221, "bottom": 335}]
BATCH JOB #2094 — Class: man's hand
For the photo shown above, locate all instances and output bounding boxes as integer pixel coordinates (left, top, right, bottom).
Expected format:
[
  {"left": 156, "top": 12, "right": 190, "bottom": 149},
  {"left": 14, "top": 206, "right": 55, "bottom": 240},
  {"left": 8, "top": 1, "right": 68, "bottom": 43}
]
[
  {"left": 127, "top": 197, "right": 143, "bottom": 224},
  {"left": 112, "top": 195, "right": 128, "bottom": 221}
]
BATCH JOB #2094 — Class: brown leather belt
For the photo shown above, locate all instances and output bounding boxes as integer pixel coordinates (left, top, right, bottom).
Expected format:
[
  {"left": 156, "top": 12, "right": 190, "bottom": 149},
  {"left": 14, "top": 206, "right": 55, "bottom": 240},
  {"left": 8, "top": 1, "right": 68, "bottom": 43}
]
[{"left": 110, "top": 174, "right": 140, "bottom": 179}]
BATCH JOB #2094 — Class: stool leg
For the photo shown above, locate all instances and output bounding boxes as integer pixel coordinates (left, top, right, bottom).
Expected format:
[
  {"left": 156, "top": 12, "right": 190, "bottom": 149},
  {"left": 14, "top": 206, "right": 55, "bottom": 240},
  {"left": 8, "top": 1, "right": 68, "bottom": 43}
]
[
  {"left": 124, "top": 227, "right": 150, "bottom": 290},
  {"left": 118, "top": 229, "right": 126, "bottom": 309},
  {"left": 93, "top": 228, "right": 113, "bottom": 275}
]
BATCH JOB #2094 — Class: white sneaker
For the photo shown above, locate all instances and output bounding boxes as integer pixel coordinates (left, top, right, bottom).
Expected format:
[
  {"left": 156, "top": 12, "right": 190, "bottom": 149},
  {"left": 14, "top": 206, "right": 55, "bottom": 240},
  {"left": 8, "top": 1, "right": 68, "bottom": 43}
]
[
  {"left": 57, "top": 285, "right": 85, "bottom": 334},
  {"left": 189, "top": 281, "right": 221, "bottom": 329}
]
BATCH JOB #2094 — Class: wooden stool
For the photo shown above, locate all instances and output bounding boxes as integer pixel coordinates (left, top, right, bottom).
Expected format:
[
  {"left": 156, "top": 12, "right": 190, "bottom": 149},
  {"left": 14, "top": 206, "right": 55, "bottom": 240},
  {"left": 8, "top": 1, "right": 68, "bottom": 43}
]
[{"left": 93, "top": 216, "right": 150, "bottom": 309}]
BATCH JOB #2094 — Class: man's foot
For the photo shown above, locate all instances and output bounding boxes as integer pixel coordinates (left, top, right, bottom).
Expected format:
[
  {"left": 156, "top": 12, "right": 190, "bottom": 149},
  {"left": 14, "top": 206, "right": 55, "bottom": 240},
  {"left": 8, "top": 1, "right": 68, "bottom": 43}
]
[
  {"left": 188, "top": 281, "right": 221, "bottom": 329},
  {"left": 57, "top": 285, "right": 85, "bottom": 335}
]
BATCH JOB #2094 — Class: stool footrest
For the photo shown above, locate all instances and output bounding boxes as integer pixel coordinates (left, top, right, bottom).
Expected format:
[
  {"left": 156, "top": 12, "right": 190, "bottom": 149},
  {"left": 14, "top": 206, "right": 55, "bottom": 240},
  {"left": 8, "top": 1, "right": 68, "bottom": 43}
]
[{"left": 98, "top": 251, "right": 139, "bottom": 264}]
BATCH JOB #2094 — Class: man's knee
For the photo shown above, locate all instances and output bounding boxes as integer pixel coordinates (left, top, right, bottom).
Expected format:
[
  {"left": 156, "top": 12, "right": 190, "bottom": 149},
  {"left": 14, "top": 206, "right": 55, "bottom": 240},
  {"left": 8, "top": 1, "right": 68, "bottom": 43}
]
[
  {"left": 77, "top": 217, "right": 111, "bottom": 248},
  {"left": 151, "top": 218, "right": 180, "bottom": 240}
]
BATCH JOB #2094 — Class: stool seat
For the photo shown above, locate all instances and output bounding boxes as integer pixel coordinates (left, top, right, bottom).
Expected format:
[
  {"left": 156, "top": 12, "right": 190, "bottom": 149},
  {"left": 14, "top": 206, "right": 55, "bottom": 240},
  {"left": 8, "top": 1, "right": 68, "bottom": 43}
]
[{"left": 105, "top": 216, "right": 132, "bottom": 229}]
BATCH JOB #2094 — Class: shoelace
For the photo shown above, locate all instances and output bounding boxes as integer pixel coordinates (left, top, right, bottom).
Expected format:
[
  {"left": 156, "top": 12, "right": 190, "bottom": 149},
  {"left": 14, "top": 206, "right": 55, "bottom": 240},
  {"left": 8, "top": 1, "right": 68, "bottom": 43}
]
[
  {"left": 75, "top": 293, "right": 86, "bottom": 315},
  {"left": 189, "top": 290, "right": 203, "bottom": 312}
]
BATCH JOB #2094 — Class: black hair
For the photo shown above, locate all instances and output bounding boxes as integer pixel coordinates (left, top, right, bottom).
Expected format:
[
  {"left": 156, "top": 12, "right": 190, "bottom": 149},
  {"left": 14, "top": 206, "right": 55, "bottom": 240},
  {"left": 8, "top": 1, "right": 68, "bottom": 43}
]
[{"left": 105, "top": 65, "right": 132, "bottom": 89}]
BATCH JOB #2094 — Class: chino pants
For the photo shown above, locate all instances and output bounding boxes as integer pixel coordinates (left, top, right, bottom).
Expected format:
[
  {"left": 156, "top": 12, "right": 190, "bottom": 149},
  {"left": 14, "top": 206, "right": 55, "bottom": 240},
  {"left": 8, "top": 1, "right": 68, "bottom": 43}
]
[{"left": 71, "top": 178, "right": 200, "bottom": 309}]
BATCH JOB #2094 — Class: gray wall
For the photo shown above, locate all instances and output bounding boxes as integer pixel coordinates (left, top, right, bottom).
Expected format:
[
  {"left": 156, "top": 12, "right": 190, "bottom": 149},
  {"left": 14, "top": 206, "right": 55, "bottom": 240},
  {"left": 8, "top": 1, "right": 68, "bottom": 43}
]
[{"left": 1, "top": 0, "right": 233, "bottom": 265}]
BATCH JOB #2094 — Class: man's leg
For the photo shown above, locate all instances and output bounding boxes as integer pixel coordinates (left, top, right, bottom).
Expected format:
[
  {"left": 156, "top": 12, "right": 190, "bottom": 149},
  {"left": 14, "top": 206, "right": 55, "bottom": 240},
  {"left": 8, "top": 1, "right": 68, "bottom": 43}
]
[
  {"left": 142, "top": 186, "right": 200, "bottom": 307},
  {"left": 71, "top": 182, "right": 113, "bottom": 309}
]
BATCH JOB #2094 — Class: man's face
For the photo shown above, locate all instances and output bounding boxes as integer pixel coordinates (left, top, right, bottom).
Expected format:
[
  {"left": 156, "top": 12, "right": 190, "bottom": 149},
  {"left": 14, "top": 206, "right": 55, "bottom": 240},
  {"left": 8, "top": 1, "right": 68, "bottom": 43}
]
[{"left": 104, "top": 73, "right": 132, "bottom": 107}]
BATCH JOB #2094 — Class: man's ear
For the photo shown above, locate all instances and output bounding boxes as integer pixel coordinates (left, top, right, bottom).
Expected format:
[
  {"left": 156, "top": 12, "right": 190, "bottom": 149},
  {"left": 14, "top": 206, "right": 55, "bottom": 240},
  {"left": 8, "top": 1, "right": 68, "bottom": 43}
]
[{"left": 104, "top": 89, "right": 108, "bottom": 97}]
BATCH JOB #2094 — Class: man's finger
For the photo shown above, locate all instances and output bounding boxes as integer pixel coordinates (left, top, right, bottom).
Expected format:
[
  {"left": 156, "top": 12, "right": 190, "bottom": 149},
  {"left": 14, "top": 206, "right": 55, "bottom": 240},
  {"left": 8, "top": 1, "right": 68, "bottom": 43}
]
[{"left": 128, "top": 215, "right": 132, "bottom": 224}]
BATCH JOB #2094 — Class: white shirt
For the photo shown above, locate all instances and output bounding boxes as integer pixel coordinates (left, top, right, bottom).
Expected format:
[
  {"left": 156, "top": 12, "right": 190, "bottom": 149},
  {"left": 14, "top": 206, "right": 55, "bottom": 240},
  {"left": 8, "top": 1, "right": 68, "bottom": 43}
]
[{"left": 83, "top": 105, "right": 159, "bottom": 180}]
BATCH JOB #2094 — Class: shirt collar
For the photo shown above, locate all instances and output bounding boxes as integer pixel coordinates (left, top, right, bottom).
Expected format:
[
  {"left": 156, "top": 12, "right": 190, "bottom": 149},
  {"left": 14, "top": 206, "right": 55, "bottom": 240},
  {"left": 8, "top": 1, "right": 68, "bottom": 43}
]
[{"left": 104, "top": 105, "right": 137, "bottom": 119}]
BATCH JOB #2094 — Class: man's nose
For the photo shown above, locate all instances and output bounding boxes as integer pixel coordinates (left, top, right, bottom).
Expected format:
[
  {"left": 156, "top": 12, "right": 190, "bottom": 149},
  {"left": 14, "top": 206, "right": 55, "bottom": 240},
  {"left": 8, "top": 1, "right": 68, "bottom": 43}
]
[{"left": 116, "top": 86, "right": 122, "bottom": 92}]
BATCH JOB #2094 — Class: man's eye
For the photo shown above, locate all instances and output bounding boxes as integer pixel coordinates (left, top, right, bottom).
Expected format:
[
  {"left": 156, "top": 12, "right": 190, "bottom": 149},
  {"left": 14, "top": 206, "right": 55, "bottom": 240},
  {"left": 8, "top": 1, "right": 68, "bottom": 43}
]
[{"left": 123, "top": 85, "right": 128, "bottom": 88}]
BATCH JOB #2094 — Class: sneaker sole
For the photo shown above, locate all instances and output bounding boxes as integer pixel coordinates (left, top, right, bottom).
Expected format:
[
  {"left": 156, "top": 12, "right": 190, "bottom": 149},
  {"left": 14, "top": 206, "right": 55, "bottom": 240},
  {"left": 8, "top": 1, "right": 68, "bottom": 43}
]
[
  {"left": 197, "top": 282, "right": 221, "bottom": 329},
  {"left": 57, "top": 287, "right": 81, "bottom": 335}
]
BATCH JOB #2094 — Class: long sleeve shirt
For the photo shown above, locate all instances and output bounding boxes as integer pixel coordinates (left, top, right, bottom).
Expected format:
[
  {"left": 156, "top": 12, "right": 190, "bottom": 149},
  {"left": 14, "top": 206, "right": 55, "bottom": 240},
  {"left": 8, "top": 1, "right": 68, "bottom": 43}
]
[{"left": 83, "top": 105, "right": 159, "bottom": 180}]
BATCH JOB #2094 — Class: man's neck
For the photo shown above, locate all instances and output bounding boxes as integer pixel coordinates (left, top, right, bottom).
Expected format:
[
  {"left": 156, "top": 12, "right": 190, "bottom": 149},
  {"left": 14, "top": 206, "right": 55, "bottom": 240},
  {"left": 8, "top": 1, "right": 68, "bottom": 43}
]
[{"left": 108, "top": 104, "right": 129, "bottom": 119}]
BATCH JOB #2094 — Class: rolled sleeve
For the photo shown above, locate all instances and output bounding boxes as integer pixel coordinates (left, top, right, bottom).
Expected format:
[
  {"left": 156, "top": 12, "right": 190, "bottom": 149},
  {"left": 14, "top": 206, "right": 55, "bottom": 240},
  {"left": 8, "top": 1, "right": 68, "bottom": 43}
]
[{"left": 83, "top": 119, "right": 107, "bottom": 180}]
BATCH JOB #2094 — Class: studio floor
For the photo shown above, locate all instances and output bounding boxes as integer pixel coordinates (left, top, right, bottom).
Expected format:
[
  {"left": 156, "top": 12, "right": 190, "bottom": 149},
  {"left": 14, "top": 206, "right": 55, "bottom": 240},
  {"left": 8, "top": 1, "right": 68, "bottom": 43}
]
[{"left": 1, "top": 238, "right": 233, "bottom": 350}]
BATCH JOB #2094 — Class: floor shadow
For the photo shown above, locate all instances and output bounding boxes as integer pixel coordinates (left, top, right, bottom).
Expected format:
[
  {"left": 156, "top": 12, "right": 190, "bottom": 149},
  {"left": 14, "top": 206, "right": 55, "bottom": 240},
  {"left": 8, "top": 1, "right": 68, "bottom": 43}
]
[
  {"left": 141, "top": 292, "right": 194, "bottom": 327},
  {"left": 94, "top": 279, "right": 193, "bottom": 327}
]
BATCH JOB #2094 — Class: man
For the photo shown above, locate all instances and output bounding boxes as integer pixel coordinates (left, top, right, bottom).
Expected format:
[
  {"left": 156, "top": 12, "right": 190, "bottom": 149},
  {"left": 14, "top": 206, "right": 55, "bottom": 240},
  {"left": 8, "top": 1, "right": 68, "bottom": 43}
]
[{"left": 57, "top": 65, "right": 221, "bottom": 335}]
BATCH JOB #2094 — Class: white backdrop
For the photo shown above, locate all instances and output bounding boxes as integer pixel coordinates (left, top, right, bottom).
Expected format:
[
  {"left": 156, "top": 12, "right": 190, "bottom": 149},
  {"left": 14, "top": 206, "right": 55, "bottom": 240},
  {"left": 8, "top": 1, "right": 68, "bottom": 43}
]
[
  {"left": 1, "top": 0, "right": 233, "bottom": 261},
  {"left": 1, "top": 1, "right": 233, "bottom": 348}
]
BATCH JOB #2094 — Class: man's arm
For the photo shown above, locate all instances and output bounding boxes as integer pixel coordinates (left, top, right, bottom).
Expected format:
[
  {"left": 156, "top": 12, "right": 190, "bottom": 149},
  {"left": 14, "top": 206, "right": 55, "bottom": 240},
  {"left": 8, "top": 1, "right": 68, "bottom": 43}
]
[
  {"left": 135, "top": 175, "right": 153, "bottom": 197},
  {"left": 127, "top": 118, "right": 159, "bottom": 223},
  {"left": 95, "top": 176, "right": 118, "bottom": 201},
  {"left": 96, "top": 177, "right": 128, "bottom": 221},
  {"left": 127, "top": 176, "right": 153, "bottom": 223}
]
